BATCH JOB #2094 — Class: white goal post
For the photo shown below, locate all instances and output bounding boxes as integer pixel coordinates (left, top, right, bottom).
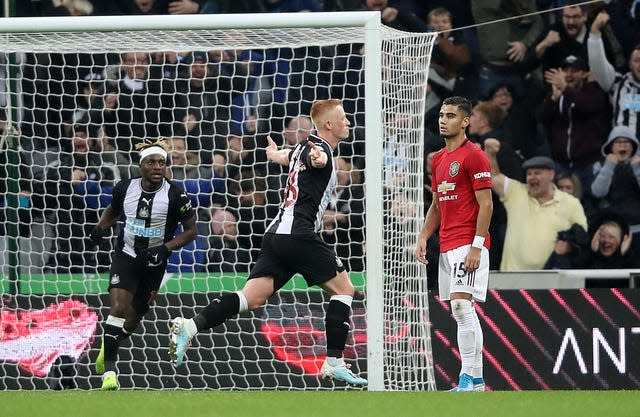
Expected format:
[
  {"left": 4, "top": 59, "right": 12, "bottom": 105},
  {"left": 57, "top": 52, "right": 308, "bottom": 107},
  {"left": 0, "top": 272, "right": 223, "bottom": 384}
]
[{"left": 0, "top": 12, "right": 437, "bottom": 391}]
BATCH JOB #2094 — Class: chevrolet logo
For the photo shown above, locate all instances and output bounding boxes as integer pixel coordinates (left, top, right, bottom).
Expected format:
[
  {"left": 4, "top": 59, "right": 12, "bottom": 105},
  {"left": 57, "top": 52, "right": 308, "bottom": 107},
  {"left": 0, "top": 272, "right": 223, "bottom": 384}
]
[{"left": 437, "top": 181, "right": 456, "bottom": 194}]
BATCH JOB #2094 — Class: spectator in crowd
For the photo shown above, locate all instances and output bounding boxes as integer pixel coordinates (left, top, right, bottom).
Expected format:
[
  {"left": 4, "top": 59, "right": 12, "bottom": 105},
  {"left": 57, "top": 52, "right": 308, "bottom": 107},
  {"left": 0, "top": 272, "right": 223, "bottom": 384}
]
[
  {"left": 206, "top": 208, "right": 251, "bottom": 273},
  {"left": 535, "top": 53, "right": 610, "bottom": 192},
  {"left": 262, "top": 0, "right": 322, "bottom": 12},
  {"left": 70, "top": 69, "right": 106, "bottom": 131},
  {"left": 580, "top": 212, "right": 640, "bottom": 269},
  {"left": 591, "top": 125, "right": 640, "bottom": 229},
  {"left": 167, "top": 136, "right": 213, "bottom": 180},
  {"left": 166, "top": 134, "right": 224, "bottom": 206},
  {"left": 225, "top": 134, "right": 257, "bottom": 181},
  {"left": 426, "top": 7, "right": 473, "bottom": 101},
  {"left": 331, "top": 44, "right": 366, "bottom": 166},
  {"left": 489, "top": 82, "right": 547, "bottom": 160},
  {"left": 322, "top": 157, "right": 365, "bottom": 272},
  {"left": 468, "top": 101, "right": 523, "bottom": 270},
  {"left": 534, "top": 3, "right": 625, "bottom": 75},
  {"left": 41, "top": 123, "right": 118, "bottom": 272},
  {"left": 601, "top": 0, "right": 640, "bottom": 60},
  {"left": 543, "top": 222, "right": 590, "bottom": 270},
  {"left": 554, "top": 171, "right": 598, "bottom": 218},
  {"left": 546, "top": 211, "right": 640, "bottom": 272},
  {"left": 588, "top": 10, "right": 640, "bottom": 138},
  {"left": 174, "top": 51, "right": 249, "bottom": 163},
  {"left": 471, "top": 0, "right": 543, "bottom": 99},
  {"left": 485, "top": 140, "right": 587, "bottom": 271},
  {"left": 556, "top": 171, "right": 583, "bottom": 199},
  {"left": 382, "top": 110, "right": 413, "bottom": 191},
  {"left": 266, "top": 115, "right": 314, "bottom": 202},
  {"left": 283, "top": 115, "right": 313, "bottom": 148},
  {"left": 235, "top": 177, "right": 278, "bottom": 262},
  {"left": 150, "top": 51, "right": 184, "bottom": 137},
  {"left": 114, "top": 0, "right": 169, "bottom": 14},
  {"left": 362, "top": 0, "right": 429, "bottom": 32},
  {"left": 112, "top": 51, "right": 162, "bottom": 178}
]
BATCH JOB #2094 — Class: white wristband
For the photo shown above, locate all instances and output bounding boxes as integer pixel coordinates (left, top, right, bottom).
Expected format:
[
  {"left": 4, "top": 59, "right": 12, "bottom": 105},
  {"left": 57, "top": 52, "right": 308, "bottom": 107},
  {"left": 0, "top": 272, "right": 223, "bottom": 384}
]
[{"left": 472, "top": 236, "right": 485, "bottom": 249}]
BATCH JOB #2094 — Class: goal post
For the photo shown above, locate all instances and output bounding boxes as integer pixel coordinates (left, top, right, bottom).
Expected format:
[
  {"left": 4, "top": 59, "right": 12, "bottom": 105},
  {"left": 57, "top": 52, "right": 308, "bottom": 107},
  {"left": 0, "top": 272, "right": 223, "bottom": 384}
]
[{"left": 0, "top": 12, "right": 437, "bottom": 391}]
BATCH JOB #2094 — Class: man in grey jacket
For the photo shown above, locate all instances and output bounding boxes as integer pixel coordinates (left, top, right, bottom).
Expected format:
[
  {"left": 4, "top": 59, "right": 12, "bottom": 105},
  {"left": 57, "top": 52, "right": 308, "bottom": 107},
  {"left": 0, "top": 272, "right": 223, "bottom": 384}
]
[{"left": 591, "top": 125, "right": 640, "bottom": 230}]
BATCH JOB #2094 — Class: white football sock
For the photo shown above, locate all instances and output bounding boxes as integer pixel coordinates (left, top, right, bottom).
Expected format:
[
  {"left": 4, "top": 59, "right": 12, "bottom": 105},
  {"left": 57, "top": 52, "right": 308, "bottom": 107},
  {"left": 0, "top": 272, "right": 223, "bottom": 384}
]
[
  {"left": 325, "top": 356, "right": 345, "bottom": 367},
  {"left": 451, "top": 299, "right": 475, "bottom": 376},
  {"left": 471, "top": 305, "right": 483, "bottom": 379},
  {"left": 185, "top": 318, "right": 199, "bottom": 338}
]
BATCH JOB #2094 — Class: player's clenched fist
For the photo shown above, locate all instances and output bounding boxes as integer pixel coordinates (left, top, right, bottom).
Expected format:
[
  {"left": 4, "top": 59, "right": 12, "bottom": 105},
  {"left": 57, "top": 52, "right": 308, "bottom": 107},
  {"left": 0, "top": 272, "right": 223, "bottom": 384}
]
[{"left": 308, "top": 141, "right": 327, "bottom": 168}]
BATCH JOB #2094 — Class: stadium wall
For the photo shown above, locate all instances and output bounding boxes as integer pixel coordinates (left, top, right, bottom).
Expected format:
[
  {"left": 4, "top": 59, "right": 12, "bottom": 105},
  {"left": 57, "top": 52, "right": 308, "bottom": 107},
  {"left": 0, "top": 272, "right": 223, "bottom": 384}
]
[{"left": 1, "top": 288, "right": 638, "bottom": 390}]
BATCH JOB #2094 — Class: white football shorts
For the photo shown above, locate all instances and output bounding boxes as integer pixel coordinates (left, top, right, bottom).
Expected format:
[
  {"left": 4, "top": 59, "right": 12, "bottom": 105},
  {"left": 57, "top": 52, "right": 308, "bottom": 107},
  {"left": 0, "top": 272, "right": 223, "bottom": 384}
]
[{"left": 438, "top": 244, "right": 489, "bottom": 302}]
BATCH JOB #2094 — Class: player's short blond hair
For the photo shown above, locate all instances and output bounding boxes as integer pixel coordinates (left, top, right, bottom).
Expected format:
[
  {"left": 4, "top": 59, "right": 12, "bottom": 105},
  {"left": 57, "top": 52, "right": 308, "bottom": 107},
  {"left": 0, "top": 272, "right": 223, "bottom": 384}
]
[{"left": 310, "top": 99, "right": 342, "bottom": 130}]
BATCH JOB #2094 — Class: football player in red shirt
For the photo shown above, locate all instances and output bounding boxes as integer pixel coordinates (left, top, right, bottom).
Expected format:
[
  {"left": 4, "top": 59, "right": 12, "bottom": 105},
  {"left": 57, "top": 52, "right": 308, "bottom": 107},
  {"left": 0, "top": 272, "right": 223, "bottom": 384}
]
[{"left": 416, "top": 96, "right": 493, "bottom": 391}]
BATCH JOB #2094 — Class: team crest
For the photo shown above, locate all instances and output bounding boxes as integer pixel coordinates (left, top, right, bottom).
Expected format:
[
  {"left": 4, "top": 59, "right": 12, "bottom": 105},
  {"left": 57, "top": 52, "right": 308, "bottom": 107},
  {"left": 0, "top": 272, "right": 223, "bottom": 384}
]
[{"left": 449, "top": 161, "right": 460, "bottom": 177}]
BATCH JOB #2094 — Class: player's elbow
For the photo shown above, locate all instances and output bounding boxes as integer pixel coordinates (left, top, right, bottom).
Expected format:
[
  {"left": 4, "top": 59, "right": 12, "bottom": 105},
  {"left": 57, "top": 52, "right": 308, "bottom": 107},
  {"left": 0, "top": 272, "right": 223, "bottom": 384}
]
[{"left": 183, "top": 227, "right": 197, "bottom": 243}]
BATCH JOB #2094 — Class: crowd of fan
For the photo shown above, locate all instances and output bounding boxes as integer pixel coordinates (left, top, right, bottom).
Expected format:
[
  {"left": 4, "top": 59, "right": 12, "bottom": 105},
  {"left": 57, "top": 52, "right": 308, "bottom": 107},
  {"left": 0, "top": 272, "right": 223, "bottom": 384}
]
[{"left": 1, "top": 0, "right": 640, "bottom": 281}]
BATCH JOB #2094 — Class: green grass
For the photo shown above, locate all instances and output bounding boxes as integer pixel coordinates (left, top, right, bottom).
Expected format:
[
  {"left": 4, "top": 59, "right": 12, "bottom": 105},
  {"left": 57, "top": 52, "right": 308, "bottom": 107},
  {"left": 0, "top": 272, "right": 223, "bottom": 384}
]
[{"left": 2, "top": 391, "right": 639, "bottom": 417}]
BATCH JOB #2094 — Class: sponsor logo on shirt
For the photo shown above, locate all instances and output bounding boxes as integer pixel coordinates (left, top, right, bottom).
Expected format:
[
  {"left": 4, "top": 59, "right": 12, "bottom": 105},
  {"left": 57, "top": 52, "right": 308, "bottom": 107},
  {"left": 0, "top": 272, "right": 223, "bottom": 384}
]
[
  {"left": 473, "top": 171, "right": 491, "bottom": 179},
  {"left": 125, "top": 217, "right": 163, "bottom": 237},
  {"left": 437, "top": 181, "right": 456, "bottom": 194}
]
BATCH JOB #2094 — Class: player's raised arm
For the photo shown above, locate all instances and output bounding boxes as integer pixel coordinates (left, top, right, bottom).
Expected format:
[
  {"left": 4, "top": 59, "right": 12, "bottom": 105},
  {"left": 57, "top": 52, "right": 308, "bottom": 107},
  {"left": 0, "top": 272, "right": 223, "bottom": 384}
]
[
  {"left": 308, "top": 140, "right": 328, "bottom": 168},
  {"left": 266, "top": 135, "right": 292, "bottom": 166}
]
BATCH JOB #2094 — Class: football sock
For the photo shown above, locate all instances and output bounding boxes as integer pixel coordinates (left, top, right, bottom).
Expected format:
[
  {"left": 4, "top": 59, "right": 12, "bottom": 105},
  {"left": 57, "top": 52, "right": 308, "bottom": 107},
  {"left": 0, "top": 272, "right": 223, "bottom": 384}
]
[
  {"left": 471, "top": 305, "right": 484, "bottom": 380},
  {"left": 103, "top": 315, "right": 125, "bottom": 373},
  {"left": 325, "top": 356, "right": 345, "bottom": 367},
  {"left": 193, "top": 292, "right": 240, "bottom": 332},
  {"left": 120, "top": 327, "right": 132, "bottom": 342},
  {"left": 451, "top": 299, "right": 475, "bottom": 376},
  {"left": 325, "top": 295, "right": 352, "bottom": 358}
]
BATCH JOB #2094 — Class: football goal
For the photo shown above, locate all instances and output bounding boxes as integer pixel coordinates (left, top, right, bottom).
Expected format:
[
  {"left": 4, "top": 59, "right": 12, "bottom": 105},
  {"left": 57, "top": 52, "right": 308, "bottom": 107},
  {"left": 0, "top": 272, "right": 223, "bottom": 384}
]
[{"left": 0, "top": 11, "right": 437, "bottom": 391}]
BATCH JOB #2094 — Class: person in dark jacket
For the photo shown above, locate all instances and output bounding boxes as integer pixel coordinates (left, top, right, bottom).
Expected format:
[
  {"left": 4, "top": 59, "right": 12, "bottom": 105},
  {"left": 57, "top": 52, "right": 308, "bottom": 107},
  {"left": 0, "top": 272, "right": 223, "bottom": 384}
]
[{"left": 536, "top": 53, "right": 611, "bottom": 192}]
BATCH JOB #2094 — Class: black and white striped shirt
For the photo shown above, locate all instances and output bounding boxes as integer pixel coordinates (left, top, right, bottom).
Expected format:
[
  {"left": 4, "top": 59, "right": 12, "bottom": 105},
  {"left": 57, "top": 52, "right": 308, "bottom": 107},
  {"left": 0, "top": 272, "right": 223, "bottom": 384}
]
[
  {"left": 110, "top": 178, "right": 194, "bottom": 258},
  {"left": 588, "top": 33, "right": 640, "bottom": 138},
  {"left": 267, "top": 135, "right": 336, "bottom": 235}
]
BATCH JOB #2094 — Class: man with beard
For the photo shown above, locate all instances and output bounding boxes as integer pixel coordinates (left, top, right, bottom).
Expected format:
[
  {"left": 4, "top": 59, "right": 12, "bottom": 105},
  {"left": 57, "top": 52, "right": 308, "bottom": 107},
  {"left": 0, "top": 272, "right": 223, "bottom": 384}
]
[
  {"left": 535, "top": 3, "right": 624, "bottom": 75},
  {"left": 484, "top": 140, "right": 587, "bottom": 271}
]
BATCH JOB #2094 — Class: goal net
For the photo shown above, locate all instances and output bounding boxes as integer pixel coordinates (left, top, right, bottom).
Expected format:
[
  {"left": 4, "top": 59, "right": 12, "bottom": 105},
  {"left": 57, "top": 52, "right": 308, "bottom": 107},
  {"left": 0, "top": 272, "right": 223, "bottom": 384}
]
[{"left": 0, "top": 12, "right": 437, "bottom": 391}]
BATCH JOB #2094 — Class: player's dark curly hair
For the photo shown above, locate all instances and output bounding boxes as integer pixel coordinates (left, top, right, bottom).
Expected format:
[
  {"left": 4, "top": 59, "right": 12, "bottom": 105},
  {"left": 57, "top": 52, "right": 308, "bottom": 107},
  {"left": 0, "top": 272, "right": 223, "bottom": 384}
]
[
  {"left": 442, "top": 96, "right": 472, "bottom": 117},
  {"left": 135, "top": 137, "right": 170, "bottom": 153}
]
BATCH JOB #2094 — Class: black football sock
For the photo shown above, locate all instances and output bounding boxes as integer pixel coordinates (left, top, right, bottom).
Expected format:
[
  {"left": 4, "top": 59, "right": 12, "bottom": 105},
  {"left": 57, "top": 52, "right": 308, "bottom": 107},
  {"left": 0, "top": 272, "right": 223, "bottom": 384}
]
[
  {"left": 325, "top": 299, "right": 351, "bottom": 358},
  {"left": 103, "top": 323, "right": 123, "bottom": 373},
  {"left": 193, "top": 293, "right": 240, "bottom": 332}
]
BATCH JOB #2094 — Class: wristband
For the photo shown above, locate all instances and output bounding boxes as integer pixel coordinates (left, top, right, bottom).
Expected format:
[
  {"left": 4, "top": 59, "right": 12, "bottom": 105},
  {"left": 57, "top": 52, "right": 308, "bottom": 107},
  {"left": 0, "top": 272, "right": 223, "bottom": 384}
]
[{"left": 472, "top": 235, "right": 485, "bottom": 249}]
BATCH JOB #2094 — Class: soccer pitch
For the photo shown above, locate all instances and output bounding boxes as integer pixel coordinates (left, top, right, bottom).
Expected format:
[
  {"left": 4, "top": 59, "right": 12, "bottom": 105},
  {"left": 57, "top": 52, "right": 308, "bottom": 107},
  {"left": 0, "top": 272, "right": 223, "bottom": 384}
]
[{"left": 2, "top": 391, "right": 639, "bottom": 417}]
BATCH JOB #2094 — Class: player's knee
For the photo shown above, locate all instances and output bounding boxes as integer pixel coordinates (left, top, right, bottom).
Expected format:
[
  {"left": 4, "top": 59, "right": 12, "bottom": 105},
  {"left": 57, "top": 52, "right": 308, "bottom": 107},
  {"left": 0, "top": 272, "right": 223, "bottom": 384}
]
[{"left": 450, "top": 299, "right": 474, "bottom": 324}]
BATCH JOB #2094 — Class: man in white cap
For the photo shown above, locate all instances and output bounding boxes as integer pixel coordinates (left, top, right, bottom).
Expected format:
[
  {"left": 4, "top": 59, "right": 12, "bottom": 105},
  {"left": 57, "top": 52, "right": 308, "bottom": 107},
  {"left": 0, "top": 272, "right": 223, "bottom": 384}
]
[{"left": 86, "top": 138, "right": 197, "bottom": 390}]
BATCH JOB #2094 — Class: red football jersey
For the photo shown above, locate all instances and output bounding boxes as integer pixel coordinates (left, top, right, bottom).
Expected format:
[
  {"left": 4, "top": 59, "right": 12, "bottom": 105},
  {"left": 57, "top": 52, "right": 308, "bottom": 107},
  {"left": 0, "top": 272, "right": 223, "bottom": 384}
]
[{"left": 431, "top": 139, "right": 492, "bottom": 252}]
